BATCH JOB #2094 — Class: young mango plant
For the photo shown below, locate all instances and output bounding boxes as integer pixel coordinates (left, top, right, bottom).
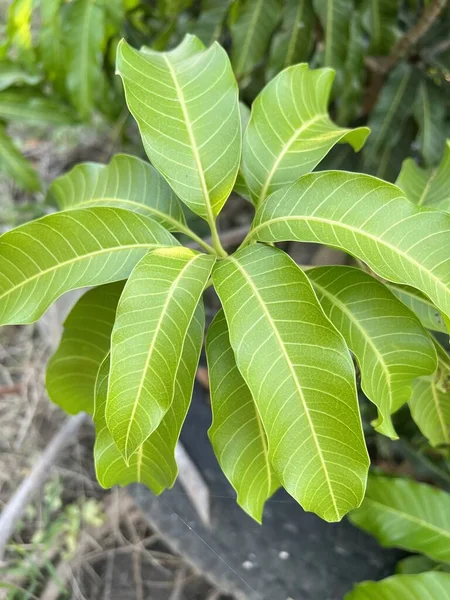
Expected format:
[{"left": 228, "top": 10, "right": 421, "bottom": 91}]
[{"left": 1, "top": 35, "right": 450, "bottom": 524}]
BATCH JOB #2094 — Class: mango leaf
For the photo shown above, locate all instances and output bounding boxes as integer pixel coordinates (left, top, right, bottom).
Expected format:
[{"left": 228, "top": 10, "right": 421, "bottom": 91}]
[
  {"left": 0, "top": 125, "right": 40, "bottom": 191},
  {"left": 191, "top": 0, "right": 229, "bottom": 45},
  {"left": 94, "top": 302, "right": 204, "bottom": 492},
  {"left": 39, "top": 0, "right": 65, "bottom": 93},
  {"left": 387, "top": 283, "right": 448, "bottom": 334},
  {"left": 46, "top": 283, "right": 124, "bottom": 415},
  {"left": 363, "top": 64, "right": 419, "bottom": 177},
  {"left": 361, "top": 0, "right": 399, "bottom": 55},
  {"left": 116, "top": 36, "right": 241, "bottom": 221},
  {"left": 395, "top": 555, "right": 440, "bottom": 575},
  {"left": 0, "top": 60, "right": 40, "bottom": 90},
  {"left": 409, "top": 339, "right": 450, "bottom": 447},
  {"left": 63, "top": 0, "right": 105, "bottom": 119},
  {"left": 312, "top": 0, "right": 351, "bottom": 90},
  {"left": 308, "top": 266, "right": 436, "bottom": 439},
  {"left": 0, "top": 90, "right": 74, "bottom": 125},
  {"left": 345, "top": 572, "right": 450, "bottom": 600},
  {"left": 47, "top": 154, "right": 188, "bottom": 233},
  {"left": 242, "top": 64, "right": 369, "bottom": 206},
  {"left": 396, "top": 141, "right": 450, "bottom": 211},
  {"left": 337, "top": 12, "right": 365, "bottom": 125},
  {"left": 349, "top": 475, "right": 450, "bottom": 563},
  {"left": 267, "top": 0, "right": 314, "bottom": 79},
  {"left": 233, "top": 102, "right": 251, "bottom": 201},
  {"left": 249, "top": 171, "right": 450, "bottom": 323},
  {"left": 206, "top": 309, "right": 279, "bottom": 522},
  {"left": 5, "top": 0, "right": 33, "bottom": 61},
  {"left": 212, "top": 244, "right": 369, "bottom": 522},
  {"left": 231, "top": 0, "right": 280, "bottom": 80},
  {"left": 0, "top": 207, "right": 177, "bottom": 326},
  {"left": 414, "top": 80, "right": 447, "bottom": 167},
  {"left": 107, "top": 248, "right": 215, "bottom": 461}
]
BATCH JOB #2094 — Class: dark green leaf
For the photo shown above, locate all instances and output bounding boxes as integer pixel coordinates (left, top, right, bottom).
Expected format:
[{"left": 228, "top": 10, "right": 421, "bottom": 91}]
[
  {"left": 414, "top": 80, "right": 447, "bottom": 167},
  {"left": 0, "top": 125, "right": 40, "bottom": 191}
]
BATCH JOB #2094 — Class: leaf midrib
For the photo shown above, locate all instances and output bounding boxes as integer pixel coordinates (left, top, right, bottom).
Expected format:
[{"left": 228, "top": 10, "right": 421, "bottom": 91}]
[
  {"left": 229, "top": 255, "right": 339, "bottom": 519},
  {"left": 311, "top": 279, "right": 393, "bottom": 413},
  {"left": 251, "top": 215, "right": 450, "bottom": 308},
  {"left": 365, "top": 496, "right": 450, "bottom": 546},
  {"left": 163, "top": 53, "right": 215, "bottom": 222},
  {"left": 123, "top": 253, "right": 204, "bottom": 458},
  {"left": 0, "top": 242, "right": 160, "bottom": 303},
  {"left": 257, "top": 113, "right": 327, "bottom": 204}
]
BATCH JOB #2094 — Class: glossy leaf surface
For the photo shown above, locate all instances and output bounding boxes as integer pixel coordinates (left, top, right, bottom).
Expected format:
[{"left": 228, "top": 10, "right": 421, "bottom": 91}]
[
  {"left": 107, "top": 247, "right": 215, "bottom": 460},
  {"left": 213, "top": 244, "right": 369, "bottom": 522}
]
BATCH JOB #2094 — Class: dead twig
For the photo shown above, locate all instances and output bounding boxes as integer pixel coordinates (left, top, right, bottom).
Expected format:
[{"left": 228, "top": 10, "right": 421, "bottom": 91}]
[{"left": 0, "top": 412, "right": 87, "bottom": 559}]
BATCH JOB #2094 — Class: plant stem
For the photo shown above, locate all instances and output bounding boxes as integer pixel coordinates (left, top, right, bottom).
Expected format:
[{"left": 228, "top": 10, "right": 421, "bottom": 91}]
[
  {"left": 207, "top": 217, "right": 228, "bottom": 258},
  {"left": 178, "top": 223, "right": 217, "bottom": 255}
]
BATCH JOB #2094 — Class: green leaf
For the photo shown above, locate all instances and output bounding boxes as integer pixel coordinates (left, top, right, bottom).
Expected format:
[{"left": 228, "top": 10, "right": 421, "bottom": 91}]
[
  {"left": 242, "top": 64, "right": 369, "bottom": 206},
  {"left": 212, "top": 244, "right": 369, "bottom": 522},
  {"left": 206, "top": 309, "right": 279, "bottom": 522},
  {"left": 409, "top": 339, "right": 450, "bottom": 447},
  {"left": 46, "top": 283, "right": 124, "bottom": 415},
  {"left": 396, "top": 140, "right": 450, "bottom": 211},
  {"left": 308, "top": 266, "right": 437, "bottom": 439},
  {"left": 233, "top": 101, "right": 251, "bottom": 201},
  {"left": 0, "top": 207, "right": 177, "bottom": 326},
  {"left": 363, "top": 64, "right": 419, "bottom": 177},
  {"left": 107, "top": 247, "right": 215, "bottom": 461},
  {"left": 312, "top": 0, "right": 351, "bottom": 88},
  {"left": 0, "top": 90, "right": 74, "bottom": 125},
  {"left": 345, "top": 572, "right": 450, "bottom": 600},
  {"left": 336, "top": 12, "right": 365, "bottom": 125},
  {"left": 47, "top": 154, "right": 188, "bottom": 232},
  {"left": 63, "top": 0, "right": 106, "bottom": 119},
  {"left": 39, "top": 0, "right": 65, "bottom": 92},
  {"left": 396, "top": 555, "right": 441, "bottom": 575},
  {"left": 191, "top": 0, "right": 229, "bottom": 45},
  {"left": 0, "top": 60, "right": 40, "bottom": 90},
  {"left": 94, "top": 302, "right": 204, "bottom": 492},
  {"left": 231, "top": 0, "right": 280, "bottom": 80},
  {"left": 268, "top": 0, "right": 314, "bottom": 78},
  {"left": 5, "top": 0, "right": 33, "bottom": 61},
  {"left": 386, "top": 283, "right": 448, "bottom": 334},
  {"left": 116, "top": 36, "right": 241, "bottom": 221},
  {"left": 250, "top": 171, "right": 450, "bottom": 323},
  {"left": 414, "top": 80, "right": 447, "bottom": 167},
  {"left": 361, "top": 0, "right": 399, "bottom": 55},
  {"left": 0, "top": 125, "right": 40, "bottom": 191},
  {"left": 349, "top": 475, "right": 450, "bottom": 563}
]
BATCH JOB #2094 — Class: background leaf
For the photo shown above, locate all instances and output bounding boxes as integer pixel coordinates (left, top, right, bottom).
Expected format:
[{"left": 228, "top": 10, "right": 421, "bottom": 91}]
[
  {"left": 396, "top": 140, "right": 450, "bottom": 211},
  {"left": 107, "top": 247, "right": 214, "bottom": 461},
  {"left": 414, "top": 80, "right": 447, "bottom": 167},
  {"left": 0, "top": 90, "right": 74, "bottom": 125},
  {"left": 308, "top": 266, "right": 436, "bottom": 439},
  {"left": 47, "top": 154, "right": 188, "bottom": 232},
  {"left": 116, "top": 36, "right": 241, "bottom": 221},
  {"left": 46, "top": 283, "right": 124, "bottom": 415},
  {"left": 38, "top": 0, "right": 65, "bottom": 92},
  {"left": 206, "top": 309, "right": 279, "bottom": 522},
  {"left": 94, "top": 302, "right": 204, "bottom": 492},
  {"left": 363, "top": 64, "right": 419, "bottom": 178},
  {"left": 361, "top": 0, "right": 399, "bottom": 55},
  {"left": 345, "top": 572, "right": 450, "bottom": 600},
  {"left": 231, "top": 0, "right": 280, "bottom": 80},
  {"left": 191, "top": 0, "right": 229, "bottom": 45},
  {"left": 63, "top": 0, "right": 106, "bottom": 119},
  {"left": 0, "top": 125, "right": 40, "bottom": 191},
  {"left": 0, "top": 207, "right": 177, "bottom": 326},
  {"left": 213, "top": 244, "right": 369, "bottom": 522},
  {"left": 250, "top": 171, "right": 450, "bottom": 323},
  {"left": 349, "top": 475, "right": 450, "bottom": 563},
  {"left": 0, "top": 59, "right": 40, "bottom": 90},
  {"left": 387, "top": 283, "right": 448, "bottom": 334},
  {"left": 267, "top": 0, "right": 314, "bottom": 79},
  {"left": 409, "top": 339, "right": 450, "bottom": 447},
  {"left": 242, "top": 64, "right": 369, "bottom": 205}
]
